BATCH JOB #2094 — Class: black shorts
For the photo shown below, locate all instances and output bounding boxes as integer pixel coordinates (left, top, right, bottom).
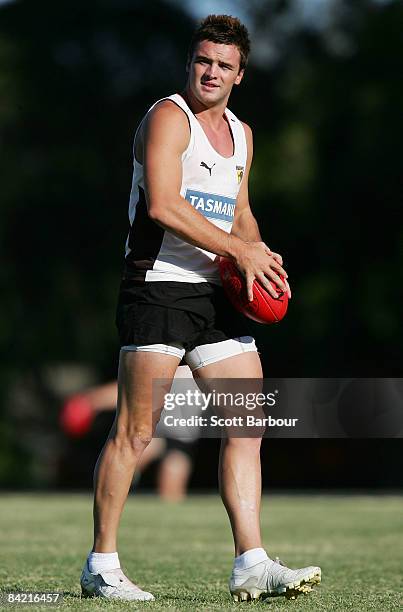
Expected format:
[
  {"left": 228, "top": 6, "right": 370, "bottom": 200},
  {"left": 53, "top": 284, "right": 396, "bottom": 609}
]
[{"left": 115, "top": 279, "right": 253, "bottom": 352}]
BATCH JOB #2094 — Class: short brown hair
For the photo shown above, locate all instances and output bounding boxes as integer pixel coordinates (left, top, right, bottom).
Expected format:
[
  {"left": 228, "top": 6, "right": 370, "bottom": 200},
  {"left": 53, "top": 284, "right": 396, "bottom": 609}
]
[{"left": 188, "top": 15, "right": 250, "bottom": 72}]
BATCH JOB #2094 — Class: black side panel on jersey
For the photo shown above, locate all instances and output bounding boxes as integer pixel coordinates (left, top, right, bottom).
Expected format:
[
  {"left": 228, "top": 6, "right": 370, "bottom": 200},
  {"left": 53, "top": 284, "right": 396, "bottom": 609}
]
[{"left": 124, "top": 186, "right": 165, "bottom": 282}]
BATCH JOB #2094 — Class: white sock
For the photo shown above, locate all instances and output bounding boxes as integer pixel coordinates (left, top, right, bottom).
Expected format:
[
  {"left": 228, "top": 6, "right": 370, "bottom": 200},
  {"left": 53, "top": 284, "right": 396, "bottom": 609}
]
[
  {"left": 88, "top": 551, "right": 120, "bottom": 574},
  {"left": 234, "top": 547, "right": 268, "bottom": 570}
]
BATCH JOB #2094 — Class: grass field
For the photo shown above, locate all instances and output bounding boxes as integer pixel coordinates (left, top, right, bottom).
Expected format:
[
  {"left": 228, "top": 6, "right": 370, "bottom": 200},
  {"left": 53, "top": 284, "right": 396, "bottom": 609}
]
[{"left": 0, "top": 493, "right": 402, "bottom": 611}]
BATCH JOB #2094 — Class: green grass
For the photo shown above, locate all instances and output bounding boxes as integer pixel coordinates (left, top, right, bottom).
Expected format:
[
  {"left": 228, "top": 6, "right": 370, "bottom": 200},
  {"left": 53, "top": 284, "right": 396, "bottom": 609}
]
[{"left": 0, "top": 493, "right": 402, "bottom": 611}]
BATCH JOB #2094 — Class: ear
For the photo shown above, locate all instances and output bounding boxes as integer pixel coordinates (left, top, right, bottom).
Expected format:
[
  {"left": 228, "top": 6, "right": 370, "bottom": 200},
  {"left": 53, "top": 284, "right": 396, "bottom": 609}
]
[{"left": 234, "top": 68, "right": 245, "bottom": 86}]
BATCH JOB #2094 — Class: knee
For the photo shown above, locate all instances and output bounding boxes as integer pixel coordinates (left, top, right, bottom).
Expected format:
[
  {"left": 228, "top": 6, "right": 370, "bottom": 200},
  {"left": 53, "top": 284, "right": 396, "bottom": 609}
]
[{"left": 114, "top": 425, "right": 153, "bottom": 455}]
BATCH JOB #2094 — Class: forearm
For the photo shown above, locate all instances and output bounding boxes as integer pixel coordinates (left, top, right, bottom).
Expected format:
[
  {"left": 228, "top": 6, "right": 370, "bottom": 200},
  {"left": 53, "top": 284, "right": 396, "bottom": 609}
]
[
  {"left": 231, "top": 209, "right": 262, "bottom": 242},
  {"left": 149, "top": 195, "right": 245, "bottom": 259},
  {"left": 150, "top": 193, "right": 288, "bottom": 301}
]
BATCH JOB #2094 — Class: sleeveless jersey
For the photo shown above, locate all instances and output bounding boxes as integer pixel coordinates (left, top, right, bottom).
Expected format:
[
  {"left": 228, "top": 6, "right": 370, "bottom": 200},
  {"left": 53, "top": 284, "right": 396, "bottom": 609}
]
[{"left": 124, "top": 93, "right": 247, "bottom": 284}]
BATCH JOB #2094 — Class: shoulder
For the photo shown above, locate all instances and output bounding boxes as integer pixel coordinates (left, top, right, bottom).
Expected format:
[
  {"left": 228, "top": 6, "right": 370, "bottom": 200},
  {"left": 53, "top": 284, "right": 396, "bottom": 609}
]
[
  {"left": 240, "top": 121, "right": 253, "bottom": 157},
  {"left": 240, "top": 121, "right": 253, "bottom": 141},
  {"left": 147, "top": 99, "right": 189, "bottom": 129},
  {"left": 226, "top": 107, "right": 253, "bottom": 149},
  {"left": 144, "top": 99, "right": 190, "bottom": 152}
]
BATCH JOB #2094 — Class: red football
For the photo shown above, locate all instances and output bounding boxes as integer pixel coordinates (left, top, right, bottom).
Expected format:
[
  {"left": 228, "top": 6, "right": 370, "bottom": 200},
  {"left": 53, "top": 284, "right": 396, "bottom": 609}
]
[{"left": 219, "top": 257, "right": 288, "bottom": 324}]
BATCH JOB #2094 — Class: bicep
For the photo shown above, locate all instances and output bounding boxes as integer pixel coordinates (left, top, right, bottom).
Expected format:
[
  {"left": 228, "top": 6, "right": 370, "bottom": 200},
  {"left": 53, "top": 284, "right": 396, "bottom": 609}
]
[{"left": 143, "top": 103, "right": 190, "bottom": 211}]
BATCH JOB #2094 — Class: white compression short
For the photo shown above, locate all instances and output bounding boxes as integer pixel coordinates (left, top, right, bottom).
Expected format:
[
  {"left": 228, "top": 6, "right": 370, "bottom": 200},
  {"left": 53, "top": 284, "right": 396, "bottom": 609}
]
[{"left": 121, "top": 336, "right": 257, "bottom": 372}]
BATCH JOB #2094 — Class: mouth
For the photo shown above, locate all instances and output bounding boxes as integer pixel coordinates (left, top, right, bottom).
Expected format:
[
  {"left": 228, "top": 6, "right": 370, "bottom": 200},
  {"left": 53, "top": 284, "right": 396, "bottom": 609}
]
[{"left": 201, "top": 82, "right": 218, "bottom": 90}]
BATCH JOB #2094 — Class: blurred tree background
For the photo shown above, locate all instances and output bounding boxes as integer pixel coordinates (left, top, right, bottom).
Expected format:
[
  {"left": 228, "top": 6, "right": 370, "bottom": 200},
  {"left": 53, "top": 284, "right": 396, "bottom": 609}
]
[{"left": 0, "top": 0, "right": 401, "bottom": 487}]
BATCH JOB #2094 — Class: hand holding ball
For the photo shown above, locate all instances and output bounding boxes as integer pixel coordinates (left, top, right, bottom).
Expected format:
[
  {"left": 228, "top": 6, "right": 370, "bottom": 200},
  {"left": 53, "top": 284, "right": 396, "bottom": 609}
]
[{"left": 219, "top": 257, "right": 288, "bottom": 324}]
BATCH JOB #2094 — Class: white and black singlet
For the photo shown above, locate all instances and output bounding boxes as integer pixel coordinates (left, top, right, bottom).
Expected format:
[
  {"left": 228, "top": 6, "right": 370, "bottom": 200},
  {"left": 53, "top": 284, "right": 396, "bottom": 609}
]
[
  {"left": 124, "top": 93, "right": 247, "bottom": 283},
  {"left": 116, "top": 93, "right": 253, "bottom": 350}
]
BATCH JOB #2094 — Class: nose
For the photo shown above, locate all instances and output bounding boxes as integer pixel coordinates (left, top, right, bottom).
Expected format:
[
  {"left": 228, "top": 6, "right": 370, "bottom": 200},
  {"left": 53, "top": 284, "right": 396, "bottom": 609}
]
[{"left": 204, "top": 62, "right": 218, "bottom": 79}]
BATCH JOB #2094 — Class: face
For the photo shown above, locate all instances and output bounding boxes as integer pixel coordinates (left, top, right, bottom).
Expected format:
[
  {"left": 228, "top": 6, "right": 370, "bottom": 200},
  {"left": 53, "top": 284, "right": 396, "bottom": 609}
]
[{"left": 187, "top": 40, "right": 244, "bottom": 107}]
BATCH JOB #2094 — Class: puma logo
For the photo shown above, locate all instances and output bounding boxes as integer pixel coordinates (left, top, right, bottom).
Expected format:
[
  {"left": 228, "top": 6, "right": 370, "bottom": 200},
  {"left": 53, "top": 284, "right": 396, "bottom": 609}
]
[{"left": 200, "top": 161, "right": 215, "bottom": 176}]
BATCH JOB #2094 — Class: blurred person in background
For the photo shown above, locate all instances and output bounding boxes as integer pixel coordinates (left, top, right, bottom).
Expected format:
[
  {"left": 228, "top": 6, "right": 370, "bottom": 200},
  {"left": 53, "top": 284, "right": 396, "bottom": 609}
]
[{"left": 79, "top": 14, "right": 320, "bottom": 604}]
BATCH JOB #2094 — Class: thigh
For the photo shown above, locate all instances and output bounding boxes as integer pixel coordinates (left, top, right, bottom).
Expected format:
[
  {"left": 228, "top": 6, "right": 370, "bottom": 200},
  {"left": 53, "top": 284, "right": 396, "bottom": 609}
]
[
  {"left": 192, "top": 350, "right": 264, "bottom": 438},
  {"left": 191, "top": 350, "right": 263, "bottom": 399},
  {"left": 188, "top": 340, "right": 262, "bottom": 379},
  {"left": 114, "top": 350, "right": 181, "bottom": 438}
]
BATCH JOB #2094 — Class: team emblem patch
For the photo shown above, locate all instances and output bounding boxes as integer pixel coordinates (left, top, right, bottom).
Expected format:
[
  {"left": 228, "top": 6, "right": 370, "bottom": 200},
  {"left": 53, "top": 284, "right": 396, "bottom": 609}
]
[{"left": 236, "top": 165, "right": 244, "bottom": 184}]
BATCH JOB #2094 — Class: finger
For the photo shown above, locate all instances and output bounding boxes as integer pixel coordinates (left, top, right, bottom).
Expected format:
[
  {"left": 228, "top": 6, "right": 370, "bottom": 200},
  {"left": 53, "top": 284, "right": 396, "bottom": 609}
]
[
  {"left": 270, "top": 251, "right": 283, "bottom": 266},
  {"left": 262, "top": 268, "right": 287, "bottom": 292},
  {"left": 270, "top": 272, "right": 287, "bottom": 293},
  {"left": 285, "top": 279, "right": 292, "bottom": 299},
  {"left": 256, "top": 273, "right": 279, "bottom": 299},
  {"left": 246, "top": 275, "right": 255, "bottom": 302},
  {"left": 269, "top": 260, "right": 288, "bottom": 279},
  {"left": 262, "top": 243, "right": 272, "bottom": 255}
]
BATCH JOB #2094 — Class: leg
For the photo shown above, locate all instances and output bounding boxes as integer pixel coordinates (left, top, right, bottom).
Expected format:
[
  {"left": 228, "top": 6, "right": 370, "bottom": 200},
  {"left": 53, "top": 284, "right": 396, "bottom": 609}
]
[
  {"left": 92, "top": 349, "right": 180, "bottom": 552},
  {"left": 157, "top": 445, "right": 193, "bottom": 501},
  {"left": 193, "top": 351, "right": 263, "bottom": 556},
  {"left": 192, "top": 347, "right": 321, "bottom": 601},
  {"left": 219, "top": 437, "right": 262, "bottom": 555}
]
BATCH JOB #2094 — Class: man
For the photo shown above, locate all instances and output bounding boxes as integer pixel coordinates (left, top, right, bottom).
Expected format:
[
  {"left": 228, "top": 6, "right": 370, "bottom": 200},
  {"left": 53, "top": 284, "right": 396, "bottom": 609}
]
[{"left": 80, "top": 14, "right": 321, "bottom": 602}]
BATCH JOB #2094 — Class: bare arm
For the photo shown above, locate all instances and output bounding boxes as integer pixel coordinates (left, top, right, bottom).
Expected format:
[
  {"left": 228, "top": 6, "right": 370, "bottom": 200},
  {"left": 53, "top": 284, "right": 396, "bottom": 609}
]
[
  {"left": 231, "top": 123, "right": 262, "bottom": 243},
  {"left": 142, "top": 102, "right": 287, "bottom": 300},
  {"left": 143, "top": 101, "right": 240, "bottom": 258},
  {"left": 231, "top": 123, "right": 291, "bottom": 298}
]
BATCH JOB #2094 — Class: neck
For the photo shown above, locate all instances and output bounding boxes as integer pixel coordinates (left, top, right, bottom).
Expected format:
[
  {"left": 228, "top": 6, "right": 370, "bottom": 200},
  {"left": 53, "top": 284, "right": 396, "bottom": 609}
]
[{"left": 181, "top": 86, "right": 229, "bottom": 128}]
